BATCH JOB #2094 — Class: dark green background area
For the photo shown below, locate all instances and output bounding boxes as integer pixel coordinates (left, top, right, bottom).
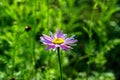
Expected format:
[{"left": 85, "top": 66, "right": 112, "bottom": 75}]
[{"left": 0, "top": 0, "right": 120, "bottom": 80}]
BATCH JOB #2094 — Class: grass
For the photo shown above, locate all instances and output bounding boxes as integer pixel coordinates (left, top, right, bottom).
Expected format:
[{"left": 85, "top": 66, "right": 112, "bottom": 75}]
[{"left": 0, "top": 0, "right": 120, "bottom": 80}]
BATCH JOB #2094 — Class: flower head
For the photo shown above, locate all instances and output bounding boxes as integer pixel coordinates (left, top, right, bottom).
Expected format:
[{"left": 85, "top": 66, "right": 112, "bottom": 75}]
[{"left": 40, "top": 29, "right": 78, "bottom": 50}]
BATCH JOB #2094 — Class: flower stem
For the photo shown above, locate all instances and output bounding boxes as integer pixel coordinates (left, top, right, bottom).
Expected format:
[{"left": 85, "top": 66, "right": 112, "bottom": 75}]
[{"left": 57, "top": 47, "right": 62, "bottom": 80}]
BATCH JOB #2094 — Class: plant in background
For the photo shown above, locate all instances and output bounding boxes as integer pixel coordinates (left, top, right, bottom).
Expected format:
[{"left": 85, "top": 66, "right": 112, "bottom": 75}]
[
  {"left": 40, "top": 29, "right": 77, "bottom": 80},
  {"left": 1, "top": 0, "right": 119, "bottom": 79}
]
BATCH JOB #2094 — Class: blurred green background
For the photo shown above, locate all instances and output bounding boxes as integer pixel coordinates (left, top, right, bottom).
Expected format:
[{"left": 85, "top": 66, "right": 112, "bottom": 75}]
[{"left": 0, "top": 0, "right": 120, "bottom": 80}]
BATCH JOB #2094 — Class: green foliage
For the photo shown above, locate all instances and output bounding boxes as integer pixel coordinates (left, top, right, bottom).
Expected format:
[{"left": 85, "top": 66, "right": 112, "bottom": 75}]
[{"left": 0, "top": 0, "right": 120, "bottom": 80}]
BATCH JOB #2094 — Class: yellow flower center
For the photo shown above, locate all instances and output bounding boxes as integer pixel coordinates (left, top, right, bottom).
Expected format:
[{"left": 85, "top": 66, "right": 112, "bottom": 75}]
[{"left": 52, "top": 38, "right": 64, "bottom": 44}]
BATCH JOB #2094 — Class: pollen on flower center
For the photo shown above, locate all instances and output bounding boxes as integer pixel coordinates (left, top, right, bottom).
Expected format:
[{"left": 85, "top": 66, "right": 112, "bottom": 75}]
[{"left": 52, "top": 38, "right": 64, "bottom": 44}]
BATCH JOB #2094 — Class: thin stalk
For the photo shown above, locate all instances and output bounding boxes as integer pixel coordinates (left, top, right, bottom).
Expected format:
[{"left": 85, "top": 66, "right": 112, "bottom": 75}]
[
  {"left": 86, "top": 3, "right": 98, "bottom": 80},
  {"left": 57, "top": 47, "right": 62, "bottom": 80},
  {"left": 32, "top": 26, "right": 36, "bottom": 79},
  {"left": 11, "top": 32, "right": 19, "bottom": 79},
  {"left": 32, "top": 0, "right": 37, "bottom": 79},
  {"left": 12, "top": 42, "right": 16, "bottom": 78},
  {"left": 86, "top": 60, "right": 90, "bottom": 80}
]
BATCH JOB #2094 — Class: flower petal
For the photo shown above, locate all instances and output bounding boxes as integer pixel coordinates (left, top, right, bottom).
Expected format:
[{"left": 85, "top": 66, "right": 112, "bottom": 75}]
[
  {"left": 64, "top": 35, "right": 78, "bottom": 45},
  {"left": 42, "top": 34, "right": 52, "bottom": 41},
  {"left": 40, "top": 34, "right": 53, "bottom": 44},
  {"left": 60, "top": 45, "right": 71, "bottom": 50},
  {"left": 50, "top": 32, "right": 55, "bottom": 39},
  {"left": 40, "top": 37, "right": 52, "bottom": 44},
  {"left": 65, "top": 39, "right": 78, "bottom": 44},
  {"left": 61, "top": 34, "right": 67, "bottom": 39},
  {"left": 46, "top": 45, "right": 55, "bottom": 50},
  {"left": 56, "top": 29, "right": 63, "bottom": 38},
  {"left": 52, "top": 44, "right": 60, "bottom": 51}
]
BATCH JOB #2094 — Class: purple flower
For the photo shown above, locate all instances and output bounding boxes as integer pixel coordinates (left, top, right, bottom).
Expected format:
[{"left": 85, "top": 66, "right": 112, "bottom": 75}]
[{"left": 40, "top": 29, "right": 78, "bottom": 50}]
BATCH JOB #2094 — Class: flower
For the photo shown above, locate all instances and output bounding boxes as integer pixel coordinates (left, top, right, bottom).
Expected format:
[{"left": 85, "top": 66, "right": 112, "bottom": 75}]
[{"left": 40, "top": 29, "right": 78, "bottom": 50}]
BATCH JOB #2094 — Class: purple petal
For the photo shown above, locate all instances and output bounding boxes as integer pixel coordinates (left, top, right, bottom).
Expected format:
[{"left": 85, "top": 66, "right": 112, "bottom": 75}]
[
  {"left": 55, "top": 44, "right": 59, "bottom": 48},
  {"left": 56, "top": 29, "right": 63, "bottom": 38},
  {"left": 65, "top": 41, "right": 77, "bottom": 46},
  {"left": 52, "top": 44, "right": 60, "bottom": 51},
  {"left": 40, "top": 34, "right": 53, "bottom": 44},
  {"left": 64, "top": 38, "right": 71, "bottom": 44},
  {"left": 69, "top": 35, "right": 75, "bottom": 39},
  {"left": 66, "top": 40, "right": 78, "bottom": 43},
  {"left": 41, "top": 40, "right": 53, "bottom": 44},
  {"left": 60, "top": 45, "right": 71, "bottom": 50},
  {"left": 42, "top": 34, "right": 52, "bottom": 41},
  {"left": 50, "top": 32, "right": 55, "bottom": 39},
  {"left": 61, "top": 34, "right": 67, "bottom": 39},
  {"left": 40, "top": 37, "right": 52, "bottom": 44},
  {"left": 46, "top": 45, "right": 55, "bottom": 50},
  {"left": 64, "top": 35, "right": 77, "bottom": 45}
]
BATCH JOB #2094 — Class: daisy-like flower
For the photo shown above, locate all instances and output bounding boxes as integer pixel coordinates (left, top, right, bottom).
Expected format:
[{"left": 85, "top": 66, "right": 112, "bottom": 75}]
[{"left": 40, "top": 29, "right": 78, "bottom": 50}]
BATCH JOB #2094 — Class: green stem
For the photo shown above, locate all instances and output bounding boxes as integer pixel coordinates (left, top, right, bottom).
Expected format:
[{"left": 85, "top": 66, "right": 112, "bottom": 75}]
[
  {"left": 12, "top": 42, "right": 16, "bottom": 78},
  {"left": 86, "top": 3, "right": 97, "bottom": 80},
  {"left": 32, "top": 26, "right": 36, "bottom": 79},
  {"left": 32, "top": 0, "right": 37, "bottom": 79},
  {"left": 12, "top": 33, "right": 18, "bottom": 79},
  {"left": 86, "top": 62, "right": 90, "bottom": 80},
  {"left": 57, "top": 47, "right": 62, "bottom": 80}
]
